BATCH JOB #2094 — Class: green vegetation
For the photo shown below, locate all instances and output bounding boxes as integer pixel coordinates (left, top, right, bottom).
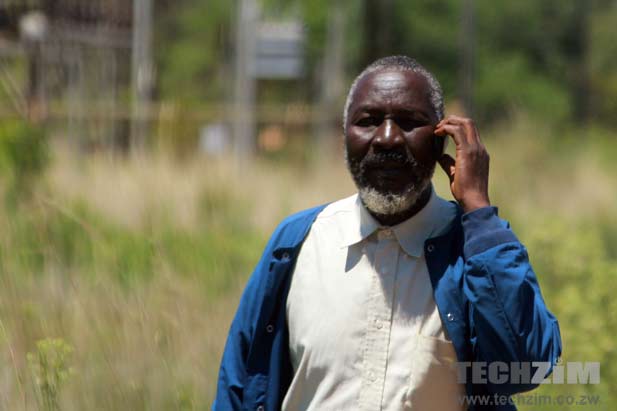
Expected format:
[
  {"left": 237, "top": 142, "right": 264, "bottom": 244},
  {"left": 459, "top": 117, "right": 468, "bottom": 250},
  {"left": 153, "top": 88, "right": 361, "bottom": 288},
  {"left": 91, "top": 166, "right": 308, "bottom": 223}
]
[
  {"left": 0, "top": 118, "right": 615, "bottom": 409},
  {"left": 157, "top": 0, "right": 617, "bottom": 126},
  {"left": 0, "top": 122, "right": 268, "bottom": 408},
  {"left": 27, "top": 338, "right": 74, "bottom": 411},
  {"left": 0, "top": 120, "right": 48, "bottom": 203},
  {"left": 1, "top": 1, "right": 616, "bottom": 409}
]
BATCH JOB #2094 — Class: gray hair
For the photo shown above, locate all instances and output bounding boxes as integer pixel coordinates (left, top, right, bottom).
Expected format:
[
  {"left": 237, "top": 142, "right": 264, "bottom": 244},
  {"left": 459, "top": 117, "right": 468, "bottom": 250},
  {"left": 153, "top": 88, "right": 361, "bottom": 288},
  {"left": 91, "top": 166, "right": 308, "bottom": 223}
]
[{"left": 343, "top": 55, "right": 444, "bottom": 134}]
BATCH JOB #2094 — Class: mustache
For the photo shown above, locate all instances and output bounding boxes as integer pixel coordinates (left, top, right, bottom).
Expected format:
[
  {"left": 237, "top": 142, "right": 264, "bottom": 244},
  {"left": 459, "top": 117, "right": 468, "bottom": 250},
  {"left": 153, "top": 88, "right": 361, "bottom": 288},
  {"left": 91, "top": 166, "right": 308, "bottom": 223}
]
[{"left": 360, "top": 149, "right": 415, "bottom": 169}]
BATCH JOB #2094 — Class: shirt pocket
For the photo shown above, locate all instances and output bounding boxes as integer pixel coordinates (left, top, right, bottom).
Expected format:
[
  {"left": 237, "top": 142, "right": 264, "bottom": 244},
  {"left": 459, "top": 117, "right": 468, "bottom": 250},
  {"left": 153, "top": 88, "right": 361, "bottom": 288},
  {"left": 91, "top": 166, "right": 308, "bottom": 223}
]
[{"left": 404, "top": 335, "right": 466, "bottom": 410}]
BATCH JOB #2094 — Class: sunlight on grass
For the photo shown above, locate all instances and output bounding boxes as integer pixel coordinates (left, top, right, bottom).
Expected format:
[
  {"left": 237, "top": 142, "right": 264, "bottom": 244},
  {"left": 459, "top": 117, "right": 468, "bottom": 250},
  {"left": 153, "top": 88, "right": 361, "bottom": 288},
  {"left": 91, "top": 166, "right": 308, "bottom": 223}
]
[{"left": 0, "top": 120, "right": 615, "bottom": 409}]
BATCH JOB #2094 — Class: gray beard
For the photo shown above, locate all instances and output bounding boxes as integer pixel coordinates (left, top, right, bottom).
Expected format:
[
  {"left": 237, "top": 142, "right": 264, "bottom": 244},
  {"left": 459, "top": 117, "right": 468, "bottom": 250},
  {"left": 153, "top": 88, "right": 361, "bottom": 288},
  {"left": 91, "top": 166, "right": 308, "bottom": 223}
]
[
  {"left": 357, "top": 180, "right": 431, "bottom": 216},
  {"left": 345, "top": 148, "right": 434, "bottom": 216}
]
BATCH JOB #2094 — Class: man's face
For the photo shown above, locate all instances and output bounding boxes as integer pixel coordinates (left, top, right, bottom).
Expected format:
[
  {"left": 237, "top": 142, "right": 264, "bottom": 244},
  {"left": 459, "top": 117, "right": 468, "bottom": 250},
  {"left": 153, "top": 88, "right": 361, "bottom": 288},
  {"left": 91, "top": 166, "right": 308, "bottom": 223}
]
[{"left": 344, "top": 69, "right": 439, "bottom": 215}]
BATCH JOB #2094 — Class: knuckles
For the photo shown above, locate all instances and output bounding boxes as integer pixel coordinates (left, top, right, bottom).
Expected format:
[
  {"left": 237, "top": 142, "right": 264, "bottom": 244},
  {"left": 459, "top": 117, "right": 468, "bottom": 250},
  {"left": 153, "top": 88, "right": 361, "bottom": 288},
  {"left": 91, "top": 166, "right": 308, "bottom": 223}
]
[{"left": 461, "top": 118, "right": 474, "bottom": 127}]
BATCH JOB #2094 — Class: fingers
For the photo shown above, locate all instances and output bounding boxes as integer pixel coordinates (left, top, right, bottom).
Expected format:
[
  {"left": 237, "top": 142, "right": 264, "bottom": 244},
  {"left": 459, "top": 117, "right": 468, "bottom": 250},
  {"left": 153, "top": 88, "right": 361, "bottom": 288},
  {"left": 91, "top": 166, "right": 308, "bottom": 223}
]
[
  {"left": 440, "top": 115, "right": 479, "bottom": 141},
  {"left": 435, "top": 116, "right": 491, "bottom": 212},
  {"left": 434, "top": 124, "right": 467, "bottom": 147},
  {"left": 435, "top": 115, "right": 482, "bottom": 147},
  {"left": 438, "top": 153, "right": 456, "bottom": 182}
]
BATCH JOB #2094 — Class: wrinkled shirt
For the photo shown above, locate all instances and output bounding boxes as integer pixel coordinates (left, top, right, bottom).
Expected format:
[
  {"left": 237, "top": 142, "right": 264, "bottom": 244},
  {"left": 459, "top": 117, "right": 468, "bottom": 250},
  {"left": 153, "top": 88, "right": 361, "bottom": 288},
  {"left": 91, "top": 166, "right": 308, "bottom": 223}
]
[{"left": 283, "top": 190, "right": 465, "bottom": 410}]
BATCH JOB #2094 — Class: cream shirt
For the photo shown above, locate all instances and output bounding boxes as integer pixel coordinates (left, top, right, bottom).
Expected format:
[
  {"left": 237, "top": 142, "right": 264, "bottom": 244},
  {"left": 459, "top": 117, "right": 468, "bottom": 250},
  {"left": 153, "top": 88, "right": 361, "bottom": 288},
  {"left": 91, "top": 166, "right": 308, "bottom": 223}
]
[{"left": 283, "top": 189, "right": 466, "bottom": 411}]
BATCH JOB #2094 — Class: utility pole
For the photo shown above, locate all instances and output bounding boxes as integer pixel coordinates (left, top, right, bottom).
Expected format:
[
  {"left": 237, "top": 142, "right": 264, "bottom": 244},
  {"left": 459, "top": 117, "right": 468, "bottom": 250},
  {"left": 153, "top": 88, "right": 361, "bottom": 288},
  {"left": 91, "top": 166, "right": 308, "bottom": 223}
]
[
  {"left": 131, "top": 0, "right": 154, "bottom": 154},
  {"left": 19, "top": 11, "right": 49, "bottom": 123},
  {"left": 362, "top": 0, "right": 395, "bottom": 66},
  {"left": 460, "top": 0, "right": 475, "bottom": 117},
  {"left": 317, "top": 2, "right": 345, "bottom": 160},
  {"left": 571, "top": 1, "right": 591, "bottom": 125},
  {"left": 233, "top": 0, "right": 258, "bottom": 165}
]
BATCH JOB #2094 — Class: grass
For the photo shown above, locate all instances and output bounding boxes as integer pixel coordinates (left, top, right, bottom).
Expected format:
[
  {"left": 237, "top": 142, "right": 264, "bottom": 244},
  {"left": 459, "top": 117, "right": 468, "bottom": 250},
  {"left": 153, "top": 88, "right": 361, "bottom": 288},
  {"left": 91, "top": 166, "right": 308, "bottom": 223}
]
[{"left": 0, "top": 119, "right": 616, "bottom": 410}]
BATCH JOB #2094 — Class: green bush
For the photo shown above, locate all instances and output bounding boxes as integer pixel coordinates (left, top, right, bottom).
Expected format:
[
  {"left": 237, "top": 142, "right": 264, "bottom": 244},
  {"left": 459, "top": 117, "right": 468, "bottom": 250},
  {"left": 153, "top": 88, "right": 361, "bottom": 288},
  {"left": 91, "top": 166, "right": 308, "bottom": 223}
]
[
  {"left": 27, "top": 338, "right": 74, "bottom": 411},
  {"left": 512, "top": 214, "right": 617, "bottom": 410},
  {"left": 0, "top": 120, "right": 49, "bottom": 202}
]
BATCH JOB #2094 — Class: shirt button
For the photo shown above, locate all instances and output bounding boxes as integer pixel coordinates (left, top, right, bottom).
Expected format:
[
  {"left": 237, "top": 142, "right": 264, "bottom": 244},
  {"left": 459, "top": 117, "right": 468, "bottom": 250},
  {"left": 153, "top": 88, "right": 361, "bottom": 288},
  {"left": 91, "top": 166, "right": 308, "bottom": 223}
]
[
  {"left": 376, "top": 322, "right": 383, "bottom": 329},
  {"left": 378, "top": 228, "right": 393, "bottom": 240},
  {"left": 427, "top": 244, "right": 435, "bottom": 253},
  {"left": 368, "top": 371, "right": 376, "bottom": 381},
  {"left": 266, "top": 324, "right": 274, "bottom": 333},
  {"left": 447, "top": 312, "right": 455, "bottom": 321}
]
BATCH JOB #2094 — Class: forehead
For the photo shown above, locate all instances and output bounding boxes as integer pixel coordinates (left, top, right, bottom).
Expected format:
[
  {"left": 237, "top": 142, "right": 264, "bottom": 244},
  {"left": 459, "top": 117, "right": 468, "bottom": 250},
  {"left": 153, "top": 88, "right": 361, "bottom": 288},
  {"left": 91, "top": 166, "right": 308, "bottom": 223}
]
[{"left": 349, "top": 68, "right": 432, "bottom": 113}]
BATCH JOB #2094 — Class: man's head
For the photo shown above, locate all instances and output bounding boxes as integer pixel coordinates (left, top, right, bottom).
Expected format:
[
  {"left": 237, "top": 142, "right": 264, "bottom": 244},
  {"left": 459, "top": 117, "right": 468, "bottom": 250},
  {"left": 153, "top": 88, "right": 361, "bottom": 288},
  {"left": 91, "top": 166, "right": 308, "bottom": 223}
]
[{"left": 343, "top": 55, "right": 445, "bottom": 218}]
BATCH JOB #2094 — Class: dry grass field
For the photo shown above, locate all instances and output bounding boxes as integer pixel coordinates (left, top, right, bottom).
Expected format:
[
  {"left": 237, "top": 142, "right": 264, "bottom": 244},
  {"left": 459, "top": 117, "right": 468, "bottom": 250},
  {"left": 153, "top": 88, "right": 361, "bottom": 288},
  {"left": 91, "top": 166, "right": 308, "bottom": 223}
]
[{"left": 1, "top": 118, "right": 615, "bottom": 410}]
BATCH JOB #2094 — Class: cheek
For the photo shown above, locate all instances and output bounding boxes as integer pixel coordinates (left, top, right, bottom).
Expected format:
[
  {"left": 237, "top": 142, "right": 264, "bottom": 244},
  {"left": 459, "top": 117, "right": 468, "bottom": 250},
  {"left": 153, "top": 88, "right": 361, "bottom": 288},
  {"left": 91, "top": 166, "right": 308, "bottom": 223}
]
[
  {"left": 405, "top": 130, "right": 438, "bottom": 166},
  {"left": 345, "top": 131, "right": 373, "bottom": 160}
]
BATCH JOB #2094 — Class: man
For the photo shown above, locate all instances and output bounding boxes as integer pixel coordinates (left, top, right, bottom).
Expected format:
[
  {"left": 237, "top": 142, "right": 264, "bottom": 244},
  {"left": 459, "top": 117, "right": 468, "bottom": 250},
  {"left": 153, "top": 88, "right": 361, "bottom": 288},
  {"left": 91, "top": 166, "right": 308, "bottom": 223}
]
[{"left": 213, "top": 55, "right": 561, "bottom": 411}]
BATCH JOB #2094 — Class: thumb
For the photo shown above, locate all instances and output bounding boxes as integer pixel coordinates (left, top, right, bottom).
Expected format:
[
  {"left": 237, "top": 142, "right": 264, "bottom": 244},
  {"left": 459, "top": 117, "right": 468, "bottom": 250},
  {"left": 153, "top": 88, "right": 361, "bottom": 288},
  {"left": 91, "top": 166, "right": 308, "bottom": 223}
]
[{"left": 438, "top": 154, "right": 456, "bottom": 183}]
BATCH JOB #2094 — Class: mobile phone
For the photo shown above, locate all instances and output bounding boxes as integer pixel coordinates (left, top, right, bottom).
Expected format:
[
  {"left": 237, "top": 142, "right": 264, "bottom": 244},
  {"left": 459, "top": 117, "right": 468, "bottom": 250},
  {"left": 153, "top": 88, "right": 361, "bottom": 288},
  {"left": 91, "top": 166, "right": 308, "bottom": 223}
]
[{"left": 433, "top": 133, "right": 448, "bottom": 160}]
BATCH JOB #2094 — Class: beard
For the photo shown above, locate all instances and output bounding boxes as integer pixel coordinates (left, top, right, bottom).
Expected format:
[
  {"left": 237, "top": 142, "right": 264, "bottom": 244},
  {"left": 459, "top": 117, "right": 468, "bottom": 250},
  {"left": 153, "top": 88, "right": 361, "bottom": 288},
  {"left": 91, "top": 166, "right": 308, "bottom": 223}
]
[{"left": 345, "top": 147, "right": 434, "bottom": 216}]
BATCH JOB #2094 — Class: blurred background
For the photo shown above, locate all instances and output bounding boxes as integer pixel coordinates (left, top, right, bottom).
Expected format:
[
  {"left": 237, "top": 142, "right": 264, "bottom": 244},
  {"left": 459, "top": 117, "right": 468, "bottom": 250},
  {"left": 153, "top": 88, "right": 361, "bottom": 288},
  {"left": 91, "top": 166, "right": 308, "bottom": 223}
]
[{"left": 0, "top": 0, "right": 616, "bottom": 409}]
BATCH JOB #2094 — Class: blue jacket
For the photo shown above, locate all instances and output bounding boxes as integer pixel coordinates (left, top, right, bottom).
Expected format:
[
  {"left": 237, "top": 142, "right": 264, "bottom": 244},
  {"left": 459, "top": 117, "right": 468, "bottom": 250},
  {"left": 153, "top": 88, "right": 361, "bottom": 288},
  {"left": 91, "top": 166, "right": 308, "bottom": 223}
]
[{"left": 213, "top": 204, "right": 562, "bottom": 411}]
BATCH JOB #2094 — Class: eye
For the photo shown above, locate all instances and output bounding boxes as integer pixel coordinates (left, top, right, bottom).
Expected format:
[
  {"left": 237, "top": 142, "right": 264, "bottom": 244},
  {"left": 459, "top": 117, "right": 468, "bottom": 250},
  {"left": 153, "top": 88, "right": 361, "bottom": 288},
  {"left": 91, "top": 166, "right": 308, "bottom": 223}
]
[
  {"left": 395, "top": 117, "right": 426, "bottom": 132},
  {"left": 355, "top": 115, "right": 381, "bottom": 128}
]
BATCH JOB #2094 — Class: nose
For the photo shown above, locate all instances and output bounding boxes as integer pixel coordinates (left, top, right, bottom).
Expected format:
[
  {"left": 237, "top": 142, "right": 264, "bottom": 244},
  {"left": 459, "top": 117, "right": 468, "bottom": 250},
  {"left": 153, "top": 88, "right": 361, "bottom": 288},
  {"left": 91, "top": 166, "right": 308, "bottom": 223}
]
[{"left": 373, "top": 118, "right": 404, "bottom": 150}]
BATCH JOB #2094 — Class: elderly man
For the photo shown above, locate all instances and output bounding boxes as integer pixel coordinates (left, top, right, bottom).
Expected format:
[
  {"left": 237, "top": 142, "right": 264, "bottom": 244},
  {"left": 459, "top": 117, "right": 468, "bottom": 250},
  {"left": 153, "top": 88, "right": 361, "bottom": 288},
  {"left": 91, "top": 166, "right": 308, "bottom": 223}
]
[{"left": 213, "top": 55, "right": 561, "bottom": 411}]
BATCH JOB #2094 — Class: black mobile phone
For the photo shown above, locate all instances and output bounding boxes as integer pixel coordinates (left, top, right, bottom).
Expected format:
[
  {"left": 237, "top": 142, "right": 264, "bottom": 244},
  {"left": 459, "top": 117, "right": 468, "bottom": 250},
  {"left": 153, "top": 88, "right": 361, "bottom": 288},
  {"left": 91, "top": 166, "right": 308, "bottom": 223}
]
[{"left": 433, "top": 133, "right": 448, "bottom": 160}]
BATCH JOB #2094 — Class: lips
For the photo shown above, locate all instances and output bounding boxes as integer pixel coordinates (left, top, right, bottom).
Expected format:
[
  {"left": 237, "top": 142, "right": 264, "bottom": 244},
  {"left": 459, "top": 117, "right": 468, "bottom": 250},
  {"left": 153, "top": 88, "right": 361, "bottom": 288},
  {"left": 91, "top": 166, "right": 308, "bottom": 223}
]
[
  {"left": 369, "top": 167, "right": 410, "bottom": 185},
  {"left": 373, "top": 166, "right": 407, "bottom": 175},
  {"left": 366, "top": 159, "right": 411, "bottom": 175},
  {"left": 367, "top": 160, "right": 408, "bottom": 169},
  {"left": 362, "top": 149, "right": 411, "bottom": 168}
]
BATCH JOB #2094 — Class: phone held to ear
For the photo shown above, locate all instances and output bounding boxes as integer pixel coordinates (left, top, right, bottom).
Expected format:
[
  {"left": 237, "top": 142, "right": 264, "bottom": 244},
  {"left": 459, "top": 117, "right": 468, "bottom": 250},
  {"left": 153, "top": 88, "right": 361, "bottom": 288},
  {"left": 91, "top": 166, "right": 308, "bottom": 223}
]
[{"left": 433, "top": 133, "right": 448, "bottom": 160}]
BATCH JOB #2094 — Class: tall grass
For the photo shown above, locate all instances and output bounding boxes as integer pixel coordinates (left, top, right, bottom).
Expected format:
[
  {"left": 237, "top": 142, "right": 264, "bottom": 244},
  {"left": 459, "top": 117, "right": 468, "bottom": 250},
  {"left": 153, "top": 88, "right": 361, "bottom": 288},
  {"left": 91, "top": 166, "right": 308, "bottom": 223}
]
[{"left": 0, "top": 119, "right": 615, "bottom": 410}]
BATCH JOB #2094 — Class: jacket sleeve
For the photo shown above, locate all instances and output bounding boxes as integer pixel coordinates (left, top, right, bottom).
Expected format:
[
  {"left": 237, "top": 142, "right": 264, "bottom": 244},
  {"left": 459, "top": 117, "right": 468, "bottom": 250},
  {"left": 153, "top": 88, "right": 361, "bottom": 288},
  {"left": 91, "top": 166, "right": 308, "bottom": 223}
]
[
  {"left": 461, "top": 206, "right": 562, "bottom": 395},
  {"left": 211, "top": 227, "right": 280, "bottom": 410}
]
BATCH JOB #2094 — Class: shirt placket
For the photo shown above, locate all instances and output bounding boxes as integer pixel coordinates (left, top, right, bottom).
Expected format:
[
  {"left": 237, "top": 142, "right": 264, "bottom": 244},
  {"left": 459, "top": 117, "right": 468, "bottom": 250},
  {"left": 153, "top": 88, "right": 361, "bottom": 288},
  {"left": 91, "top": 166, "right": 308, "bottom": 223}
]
[{"left": 358, "top": 229, "right": 399, "bottom": 411}]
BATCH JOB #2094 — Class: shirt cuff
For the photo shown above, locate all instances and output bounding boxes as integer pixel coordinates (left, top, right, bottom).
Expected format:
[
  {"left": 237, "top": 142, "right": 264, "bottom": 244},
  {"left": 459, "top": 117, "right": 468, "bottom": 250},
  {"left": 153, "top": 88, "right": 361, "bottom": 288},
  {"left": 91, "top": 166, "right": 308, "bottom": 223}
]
[{"left": 462, "top": 206, "right": 518, "bottom": 258}]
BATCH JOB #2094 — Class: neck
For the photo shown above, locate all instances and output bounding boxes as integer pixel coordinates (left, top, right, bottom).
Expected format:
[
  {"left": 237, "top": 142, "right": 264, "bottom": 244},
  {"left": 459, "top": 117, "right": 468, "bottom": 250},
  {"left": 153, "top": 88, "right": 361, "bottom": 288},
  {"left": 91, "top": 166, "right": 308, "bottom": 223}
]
[{"left": 366, "top": 185, "right": 432, "bottom": 226}]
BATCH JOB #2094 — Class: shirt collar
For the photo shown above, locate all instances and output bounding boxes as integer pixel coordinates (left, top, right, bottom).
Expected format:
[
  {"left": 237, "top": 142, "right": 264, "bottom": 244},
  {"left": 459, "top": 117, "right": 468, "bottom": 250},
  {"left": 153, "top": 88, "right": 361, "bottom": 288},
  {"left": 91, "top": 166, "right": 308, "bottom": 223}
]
[
  {"left": 339, "top": 194, "right": 380, "bottom": 249},
  {"left": 340, "top": 187, "right": 455, "bottom": 258}
]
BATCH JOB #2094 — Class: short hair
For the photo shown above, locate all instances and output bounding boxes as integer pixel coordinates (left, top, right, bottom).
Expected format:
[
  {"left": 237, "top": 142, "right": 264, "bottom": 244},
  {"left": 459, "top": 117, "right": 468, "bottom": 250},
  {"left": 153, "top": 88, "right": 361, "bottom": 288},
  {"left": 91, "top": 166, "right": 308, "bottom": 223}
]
[{"left": 343, "top": 55, "right": 444, "bottom": 133}]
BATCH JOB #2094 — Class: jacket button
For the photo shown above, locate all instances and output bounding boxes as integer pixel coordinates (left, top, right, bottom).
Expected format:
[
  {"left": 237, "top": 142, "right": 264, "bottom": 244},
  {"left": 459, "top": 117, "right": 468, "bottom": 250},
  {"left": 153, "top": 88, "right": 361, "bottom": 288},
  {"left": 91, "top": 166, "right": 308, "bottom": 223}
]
[
  {"left": 266, "top": 324, "right": 274, "bottom": 333},
  {"left": 282, "top": 252, "right": 290, "bottom": 260},
  {"left": 427, "top": 244, "right": 435, "bottom": 253},
  {"left": 447, "top": 312, "right": 455, "bottom": 321},
  {"left": 257, "top": 406, "right": 265, "bottom": 411}
]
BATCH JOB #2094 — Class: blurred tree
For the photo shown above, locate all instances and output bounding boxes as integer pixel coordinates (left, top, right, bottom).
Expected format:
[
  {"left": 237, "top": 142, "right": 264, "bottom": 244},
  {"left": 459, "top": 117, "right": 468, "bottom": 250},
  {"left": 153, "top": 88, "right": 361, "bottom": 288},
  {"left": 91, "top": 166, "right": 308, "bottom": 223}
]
[
  {"left": 567, "top": 1, "right": 591, "bottom": 124},
  {"left": 152, "top": 0, "right": 617, "bottom": 128},
  {"left": 386, "top": 0, "right": 461, "bottom": 103},
  {"left": 589, "top": 0, "right": 617, "bottom": 126},
  {"left": 155, "top": 0, "right": 236, "bottom": 103},
  {"left": 460, "top": 0, "right": 475, "bottom": 117},
  {"left": 0, "top": 120, "right": 48, "bottom": 204}
]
